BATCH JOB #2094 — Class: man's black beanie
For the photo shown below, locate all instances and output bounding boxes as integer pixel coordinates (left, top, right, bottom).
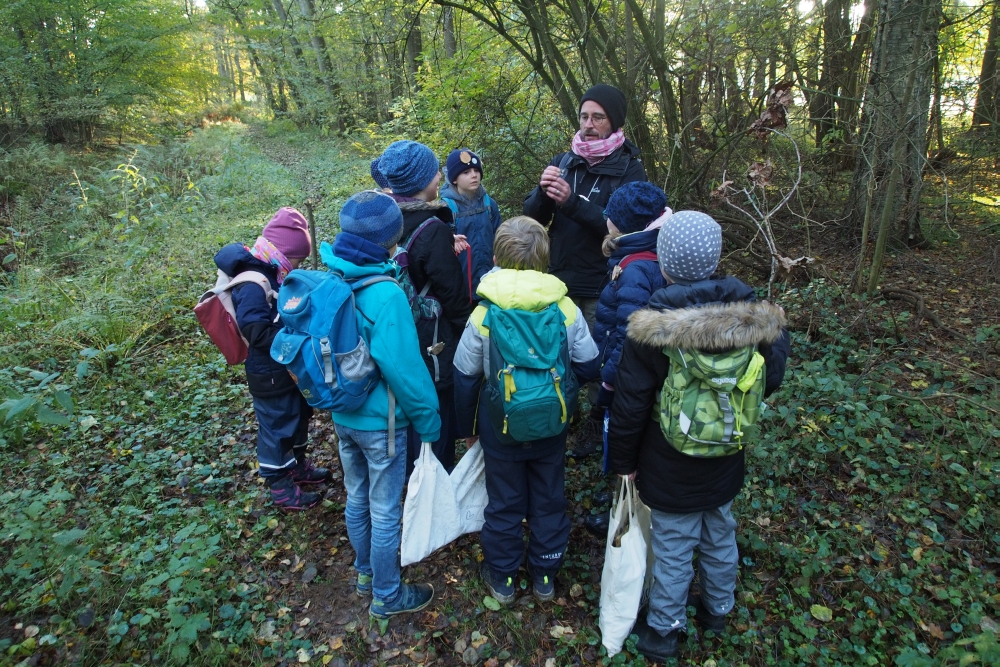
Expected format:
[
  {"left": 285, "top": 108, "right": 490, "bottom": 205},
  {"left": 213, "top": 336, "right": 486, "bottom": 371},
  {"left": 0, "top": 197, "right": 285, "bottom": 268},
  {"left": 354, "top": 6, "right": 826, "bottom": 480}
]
[{"left": 579, "top": 84, "right": 628, "bottom": 131}]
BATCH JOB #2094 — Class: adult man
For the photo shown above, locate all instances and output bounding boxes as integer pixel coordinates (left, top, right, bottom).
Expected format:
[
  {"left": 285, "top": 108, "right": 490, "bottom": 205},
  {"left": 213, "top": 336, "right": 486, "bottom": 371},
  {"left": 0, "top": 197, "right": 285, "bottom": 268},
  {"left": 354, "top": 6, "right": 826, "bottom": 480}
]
[{"left": 523, "top": 83, "right": 647, "bottom": 458}]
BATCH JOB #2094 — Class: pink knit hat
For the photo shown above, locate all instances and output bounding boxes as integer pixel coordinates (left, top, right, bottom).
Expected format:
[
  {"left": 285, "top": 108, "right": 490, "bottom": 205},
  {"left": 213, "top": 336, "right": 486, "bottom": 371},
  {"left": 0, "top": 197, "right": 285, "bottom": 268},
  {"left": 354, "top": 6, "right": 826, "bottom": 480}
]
[{"left": 263, "top": 208, "right": 312, "bottom": 259}]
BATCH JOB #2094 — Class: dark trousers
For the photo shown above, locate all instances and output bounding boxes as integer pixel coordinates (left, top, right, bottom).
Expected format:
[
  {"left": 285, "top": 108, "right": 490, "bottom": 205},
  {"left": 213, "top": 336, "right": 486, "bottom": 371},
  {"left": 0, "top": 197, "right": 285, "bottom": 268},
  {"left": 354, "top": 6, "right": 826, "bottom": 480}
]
[
  {"left": 481, "top": 446, "right": 571, "bottom": 576},
  {"left": 406, "top": 385, "right": 458, "bottom": 476},
  {"left": 251, "top": 391, "right": 313, "bottom": 481}
]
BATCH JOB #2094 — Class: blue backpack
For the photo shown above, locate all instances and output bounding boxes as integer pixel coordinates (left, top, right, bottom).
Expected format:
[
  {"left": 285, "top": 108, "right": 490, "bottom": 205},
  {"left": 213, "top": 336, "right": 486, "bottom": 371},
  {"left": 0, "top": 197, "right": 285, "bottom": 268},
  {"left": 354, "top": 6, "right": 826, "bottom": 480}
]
[{"left": 269, "top": 268, "right": 397, "bottom": 411}]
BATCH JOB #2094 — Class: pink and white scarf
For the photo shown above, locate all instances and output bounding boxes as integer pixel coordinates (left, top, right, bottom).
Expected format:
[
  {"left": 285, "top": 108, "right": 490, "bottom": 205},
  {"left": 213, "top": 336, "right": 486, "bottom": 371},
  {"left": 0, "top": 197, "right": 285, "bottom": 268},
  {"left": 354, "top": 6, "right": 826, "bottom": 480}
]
[
  {"left": 571, "top": 129, "right": 626, "bottom": 166},
  {"left": 249, "top": 236, "right": 293, "bottom": 284}
]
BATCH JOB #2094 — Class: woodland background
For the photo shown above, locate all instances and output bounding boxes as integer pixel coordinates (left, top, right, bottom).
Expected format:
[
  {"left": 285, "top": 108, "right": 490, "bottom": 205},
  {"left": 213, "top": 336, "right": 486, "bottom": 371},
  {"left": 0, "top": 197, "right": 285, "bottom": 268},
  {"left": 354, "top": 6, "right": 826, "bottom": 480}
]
[{"left": 1, "top": 0, "right": 999, "bottom": 665}]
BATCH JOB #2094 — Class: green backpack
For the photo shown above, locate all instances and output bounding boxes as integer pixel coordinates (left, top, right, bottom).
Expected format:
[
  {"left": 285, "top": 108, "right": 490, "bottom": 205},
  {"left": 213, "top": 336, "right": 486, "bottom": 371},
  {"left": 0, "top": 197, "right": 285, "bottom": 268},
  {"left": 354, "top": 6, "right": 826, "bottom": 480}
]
[
  {"left": 483, "top": 302, "right": 578, "bottom": 443},
  {"left": 657, "top": 346, "right": 766, "bottom": 457}
]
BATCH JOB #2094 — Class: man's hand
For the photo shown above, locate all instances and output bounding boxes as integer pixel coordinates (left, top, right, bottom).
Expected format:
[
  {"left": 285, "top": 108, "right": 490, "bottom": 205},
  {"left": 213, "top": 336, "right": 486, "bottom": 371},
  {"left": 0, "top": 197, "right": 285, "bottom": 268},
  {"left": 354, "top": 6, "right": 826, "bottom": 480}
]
[
  {"left": 540, "top": 166, "right": 571, "bottom": 205},
  {"left": 454, "top": 234, "right": 469, "bottom": 255},
  {"left": 622, "top": 471, "right": 636, "bottom": 482},
  {"left": 464, "top": 437, "right": 478, "bottom": 447}
]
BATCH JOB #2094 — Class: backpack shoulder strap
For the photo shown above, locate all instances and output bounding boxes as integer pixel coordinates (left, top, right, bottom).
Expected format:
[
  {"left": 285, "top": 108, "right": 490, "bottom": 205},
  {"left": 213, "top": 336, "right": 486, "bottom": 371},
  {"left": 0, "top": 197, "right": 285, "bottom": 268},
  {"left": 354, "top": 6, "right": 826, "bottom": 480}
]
[
  {"left": 404, "top": 218, "right": 440, "bottom": 252},
  {"left": 351, "top": 275, "right": 400, "bottom": 291},
  {"left": 618, "top": 251, "right": 659, "bottom": 273},
  {"left": 442, "top": 198, "right": 459, "bottom": 217},
  {"left": 557, "top": 152, "right": 575, "bottom": 171},
  {"left": 483, "top": 193, "right": 492, "bottom": 209},
  {"left": 226, "top": 271, "right": 277, "bottom": 305}
]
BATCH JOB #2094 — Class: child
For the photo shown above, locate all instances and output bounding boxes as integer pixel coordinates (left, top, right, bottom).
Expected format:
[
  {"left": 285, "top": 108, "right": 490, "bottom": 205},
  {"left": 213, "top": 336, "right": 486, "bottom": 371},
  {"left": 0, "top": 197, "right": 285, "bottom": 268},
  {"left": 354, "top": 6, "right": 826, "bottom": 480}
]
[
  {"left": 325, "top": 190, "right": 442, "bottom": 619},
  {"left": 377, "top": 140, "right": 474, "bottom": 473},
  {"left": 607, "top": 211, "right": 790, "bottom": 661},
  {"left": 453, "top": 216, "right": 600, "bottom": 605},
  {"left": 439, "top": 148, "right": 502, "bottom": 299},
  {"left": 583, "top": 181, "right": 671, "bottom": 535},
  {"left": 213, "top": 208, "right": 329, "bottom": 511}
]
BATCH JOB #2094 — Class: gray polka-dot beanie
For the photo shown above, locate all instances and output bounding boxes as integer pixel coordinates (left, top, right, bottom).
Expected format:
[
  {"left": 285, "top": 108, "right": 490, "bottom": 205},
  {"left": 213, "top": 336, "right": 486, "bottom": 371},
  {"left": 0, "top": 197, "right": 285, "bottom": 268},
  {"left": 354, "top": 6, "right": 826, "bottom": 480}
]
[{"left": 656, "top": 211, "right": 723, "bottom": 285}]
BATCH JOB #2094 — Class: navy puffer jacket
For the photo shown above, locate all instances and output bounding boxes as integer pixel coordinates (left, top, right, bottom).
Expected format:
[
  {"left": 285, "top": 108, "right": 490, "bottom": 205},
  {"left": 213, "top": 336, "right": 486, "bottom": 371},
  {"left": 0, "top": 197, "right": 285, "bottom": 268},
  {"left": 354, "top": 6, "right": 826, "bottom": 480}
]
[
  {"left": 213, "top": 243, "right": 294, "bottom": 397},
  {"left": 440, "top": 182, "right": 502, "bottom": 299},
  {"left": 593, "top": 229, "right": 665, "bottom": 387}
]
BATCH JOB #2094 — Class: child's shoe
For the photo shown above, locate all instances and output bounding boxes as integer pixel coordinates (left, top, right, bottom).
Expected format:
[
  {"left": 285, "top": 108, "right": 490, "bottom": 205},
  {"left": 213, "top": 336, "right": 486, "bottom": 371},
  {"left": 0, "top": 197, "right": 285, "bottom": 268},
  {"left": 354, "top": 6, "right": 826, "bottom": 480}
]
[
  {"left": 480, "top": 563, "right": 516, "bottom": 605},
  {"left": 633, "top": 615, "right": 682, "bottom": 661},
  {"left": 268, "top": 475, "right": 321, "bottom": 512},
  {"left": 356, "top": 572, "right": 373, "bottom": 597},
  {"left": 290, "top": 460, "right": 332, "bottom": 485},
  {"left": 566, "top": 417, "right": 602, "bottom": 459},
  {"left": 688, "top": 594, "right": 727, "bottom": 635},
  {"left": 531, "top": 571, "right": 555, "bottom": 603},
  {"left": 369, "top": 583, "right": 434, "bottom": 619}
]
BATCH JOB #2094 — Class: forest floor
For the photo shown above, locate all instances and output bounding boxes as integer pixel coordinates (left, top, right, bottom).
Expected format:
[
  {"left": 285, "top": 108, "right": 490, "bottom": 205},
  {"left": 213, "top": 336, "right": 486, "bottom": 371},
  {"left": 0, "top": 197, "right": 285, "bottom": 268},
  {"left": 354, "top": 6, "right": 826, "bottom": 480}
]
[{"left": 1, "top": 121, "right": 998, "bottom": 667}]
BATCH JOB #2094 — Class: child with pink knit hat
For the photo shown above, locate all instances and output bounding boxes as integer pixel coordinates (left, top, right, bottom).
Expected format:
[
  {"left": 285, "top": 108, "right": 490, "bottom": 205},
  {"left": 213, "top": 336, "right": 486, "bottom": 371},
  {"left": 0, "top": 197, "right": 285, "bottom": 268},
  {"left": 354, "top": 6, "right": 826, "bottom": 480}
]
[{"left": 213, "top": 207, "right": 329, "bottom": 511}]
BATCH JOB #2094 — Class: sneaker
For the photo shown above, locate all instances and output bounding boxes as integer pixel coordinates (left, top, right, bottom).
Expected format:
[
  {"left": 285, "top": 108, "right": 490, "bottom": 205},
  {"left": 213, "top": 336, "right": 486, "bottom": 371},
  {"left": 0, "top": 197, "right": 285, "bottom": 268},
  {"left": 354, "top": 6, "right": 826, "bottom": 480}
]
[
  {"left": 531, "top": 572, "right": 555, "bottom": 603},
  {"left": 290, "top": 460, "right": 332, "bottom": 485},
  {"left": 356, "top": 572, "right": 373, "bottom": 597},
  {"left": 688, "top": 594, "right": 727, "bottom": 635},
  {"left": 566, "top": 417, "right": 602, "bottom": 459},
  {"left": 591, "top": 490, "right": 613, "bottom": 506},
  {"left": 480, "top": 563, "right": 516, "bottom": 606},
  {"left": 633, "top": 615, "right": 683, "bottom": 661},
  {"left": 584, "top": 510, "right": 611, "bottom": 538},
  {"left": 268, "top": 475, "right": 321, "bottom": 512},
  {"left": 369, "top": 583, "right": 434, "bottom": 619}
]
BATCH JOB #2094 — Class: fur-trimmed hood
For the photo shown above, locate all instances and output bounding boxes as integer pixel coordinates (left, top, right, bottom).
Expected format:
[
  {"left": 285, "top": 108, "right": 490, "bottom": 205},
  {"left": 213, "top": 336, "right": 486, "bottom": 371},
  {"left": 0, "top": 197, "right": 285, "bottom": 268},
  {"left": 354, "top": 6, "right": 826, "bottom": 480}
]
[
  {"left": 395, "top": 198, "right": 452, "bottom": 215},
  {"left": 628, "top": 301, "right": 786, "bottom": 350}
]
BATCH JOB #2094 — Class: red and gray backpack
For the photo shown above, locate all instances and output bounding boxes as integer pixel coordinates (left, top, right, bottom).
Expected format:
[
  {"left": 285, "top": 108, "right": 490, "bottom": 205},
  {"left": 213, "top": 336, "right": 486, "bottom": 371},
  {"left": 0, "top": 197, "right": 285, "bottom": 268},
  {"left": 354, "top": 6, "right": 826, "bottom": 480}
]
[{"left": 194, "top": 270, "right": 275, "bottom": 365}]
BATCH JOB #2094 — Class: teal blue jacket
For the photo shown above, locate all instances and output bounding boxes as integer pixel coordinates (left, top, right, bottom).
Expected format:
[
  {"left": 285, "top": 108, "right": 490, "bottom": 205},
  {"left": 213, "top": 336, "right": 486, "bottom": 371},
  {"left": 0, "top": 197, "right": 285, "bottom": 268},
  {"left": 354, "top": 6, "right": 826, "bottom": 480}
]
[{"left": 323, "top": 243, "right": 441, "bottom": 442}]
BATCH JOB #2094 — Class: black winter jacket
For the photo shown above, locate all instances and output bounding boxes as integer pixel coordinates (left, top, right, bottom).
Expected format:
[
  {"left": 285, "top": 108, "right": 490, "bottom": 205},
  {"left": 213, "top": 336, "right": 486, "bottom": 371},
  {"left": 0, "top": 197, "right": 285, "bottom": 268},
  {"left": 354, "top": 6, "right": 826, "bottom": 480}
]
[
  {"left": 394, "top": 197, "right": 475, "bottom": 389},
  {"left": 607, "top": 276, "right": 791, "bottom": 513},
  {"left": 522, "top": 140, "right": 647, "bottom": 298},
  {"left": 213, "top": 243, "right": 296, "bottom": 398}
]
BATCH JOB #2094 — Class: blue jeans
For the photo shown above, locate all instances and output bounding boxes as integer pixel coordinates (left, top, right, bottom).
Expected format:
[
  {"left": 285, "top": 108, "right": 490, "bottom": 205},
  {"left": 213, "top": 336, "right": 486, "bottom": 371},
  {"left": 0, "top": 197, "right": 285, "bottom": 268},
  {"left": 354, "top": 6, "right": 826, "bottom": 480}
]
[{"left": 335, "top": 423, "right": 407, "bottom": 605}]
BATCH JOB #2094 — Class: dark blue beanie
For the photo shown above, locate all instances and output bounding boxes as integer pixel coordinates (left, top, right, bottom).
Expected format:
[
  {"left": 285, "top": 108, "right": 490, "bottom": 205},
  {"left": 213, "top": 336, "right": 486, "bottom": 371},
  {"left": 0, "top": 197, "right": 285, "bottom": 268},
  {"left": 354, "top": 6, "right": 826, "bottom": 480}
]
[
  {"left": 445, "top": 148, "right": 483, "bottom": 184},
  {"left": 370, "top": 157, "right": 390, "bottom": 190},
  {"left": 378, "top": 141, "right": 440, "bottom": 197},
  {"left": 605, "top": 181, "right": 668, "bottom": 234},
  {"left": 339, "top": 191, "right": 404, "bottom": 249}
]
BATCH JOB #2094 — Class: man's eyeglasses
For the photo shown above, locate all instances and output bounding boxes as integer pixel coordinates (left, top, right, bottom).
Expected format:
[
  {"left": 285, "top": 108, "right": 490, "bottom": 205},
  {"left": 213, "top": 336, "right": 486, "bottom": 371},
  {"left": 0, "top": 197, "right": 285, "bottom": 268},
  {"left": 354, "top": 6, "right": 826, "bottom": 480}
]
[{"left": 578, "top": 113, "right": 608, "bottom": 124}]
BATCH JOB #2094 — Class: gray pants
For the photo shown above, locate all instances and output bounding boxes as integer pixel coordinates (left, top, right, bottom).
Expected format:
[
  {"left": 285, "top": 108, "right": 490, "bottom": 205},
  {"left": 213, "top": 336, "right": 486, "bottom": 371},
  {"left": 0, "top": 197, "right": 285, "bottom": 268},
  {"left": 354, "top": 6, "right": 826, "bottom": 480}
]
[
  {"left": 573, "top": 296, "right": 599, "bottom": 334},
  {"left": 647, "top": 502, "right": 738, "bottom": 634}
]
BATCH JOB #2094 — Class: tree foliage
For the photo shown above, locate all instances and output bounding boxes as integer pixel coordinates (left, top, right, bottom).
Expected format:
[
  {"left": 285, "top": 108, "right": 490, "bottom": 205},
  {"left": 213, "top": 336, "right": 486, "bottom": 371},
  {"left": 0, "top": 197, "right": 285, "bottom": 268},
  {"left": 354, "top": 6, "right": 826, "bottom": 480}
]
[{"left": 0, "top": 0, "right": 216, "bottom": 143}]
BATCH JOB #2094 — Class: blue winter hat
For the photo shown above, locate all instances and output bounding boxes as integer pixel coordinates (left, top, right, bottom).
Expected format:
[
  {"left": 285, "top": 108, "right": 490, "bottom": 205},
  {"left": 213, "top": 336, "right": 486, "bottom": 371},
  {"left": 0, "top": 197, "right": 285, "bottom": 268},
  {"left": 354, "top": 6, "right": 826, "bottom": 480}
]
[
  {"left": 656, "top": 211, "right": 722, "bottom": 285},
  {"left": 445, "top": 148, "right": 483, "bottom": 184},
  {"left": 378, "top": 140, "right": 440, "bottom": 197},
  {"left": 605, "top": 181, "right": 668, "bottom": 234},
  {"left": 339, "top": 190, "right": 404, "bottom": 249},
  {"left": 370, "top": 157, "right": 390, "bottom": 190}
]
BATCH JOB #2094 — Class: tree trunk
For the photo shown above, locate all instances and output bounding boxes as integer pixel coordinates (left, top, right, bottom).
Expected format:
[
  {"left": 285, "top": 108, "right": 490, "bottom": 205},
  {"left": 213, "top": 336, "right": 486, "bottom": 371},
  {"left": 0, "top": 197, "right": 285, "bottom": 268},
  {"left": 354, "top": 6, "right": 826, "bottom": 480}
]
[
  {"left": 233, "top": 49, "right": 247, "bottom": 103},
  {"left": 405, "top": 9, "right": 423, "bottom": 91},
  {"left": 973, "top": 0, "right": 999, "bottom": 127},
  {"left": 846, "top": 0, "right": 941, "bottom": 250},
  {"left": 443, "top": 6, "right": 457, "bottom": 57},
  {"left": 811, "top": 0, "right": 851, "bottom": 146}
]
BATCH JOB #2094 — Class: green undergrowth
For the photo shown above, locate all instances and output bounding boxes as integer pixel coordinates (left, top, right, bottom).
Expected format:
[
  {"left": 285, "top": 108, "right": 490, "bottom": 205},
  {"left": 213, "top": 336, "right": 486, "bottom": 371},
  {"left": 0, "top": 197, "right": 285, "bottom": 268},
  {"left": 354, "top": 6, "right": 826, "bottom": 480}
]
[
  {"left": 0, "top": 124, "right": 997, "bottom": 667},
  {"left": 0, "top": 123, "right": 367, "bottom": 665}
]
